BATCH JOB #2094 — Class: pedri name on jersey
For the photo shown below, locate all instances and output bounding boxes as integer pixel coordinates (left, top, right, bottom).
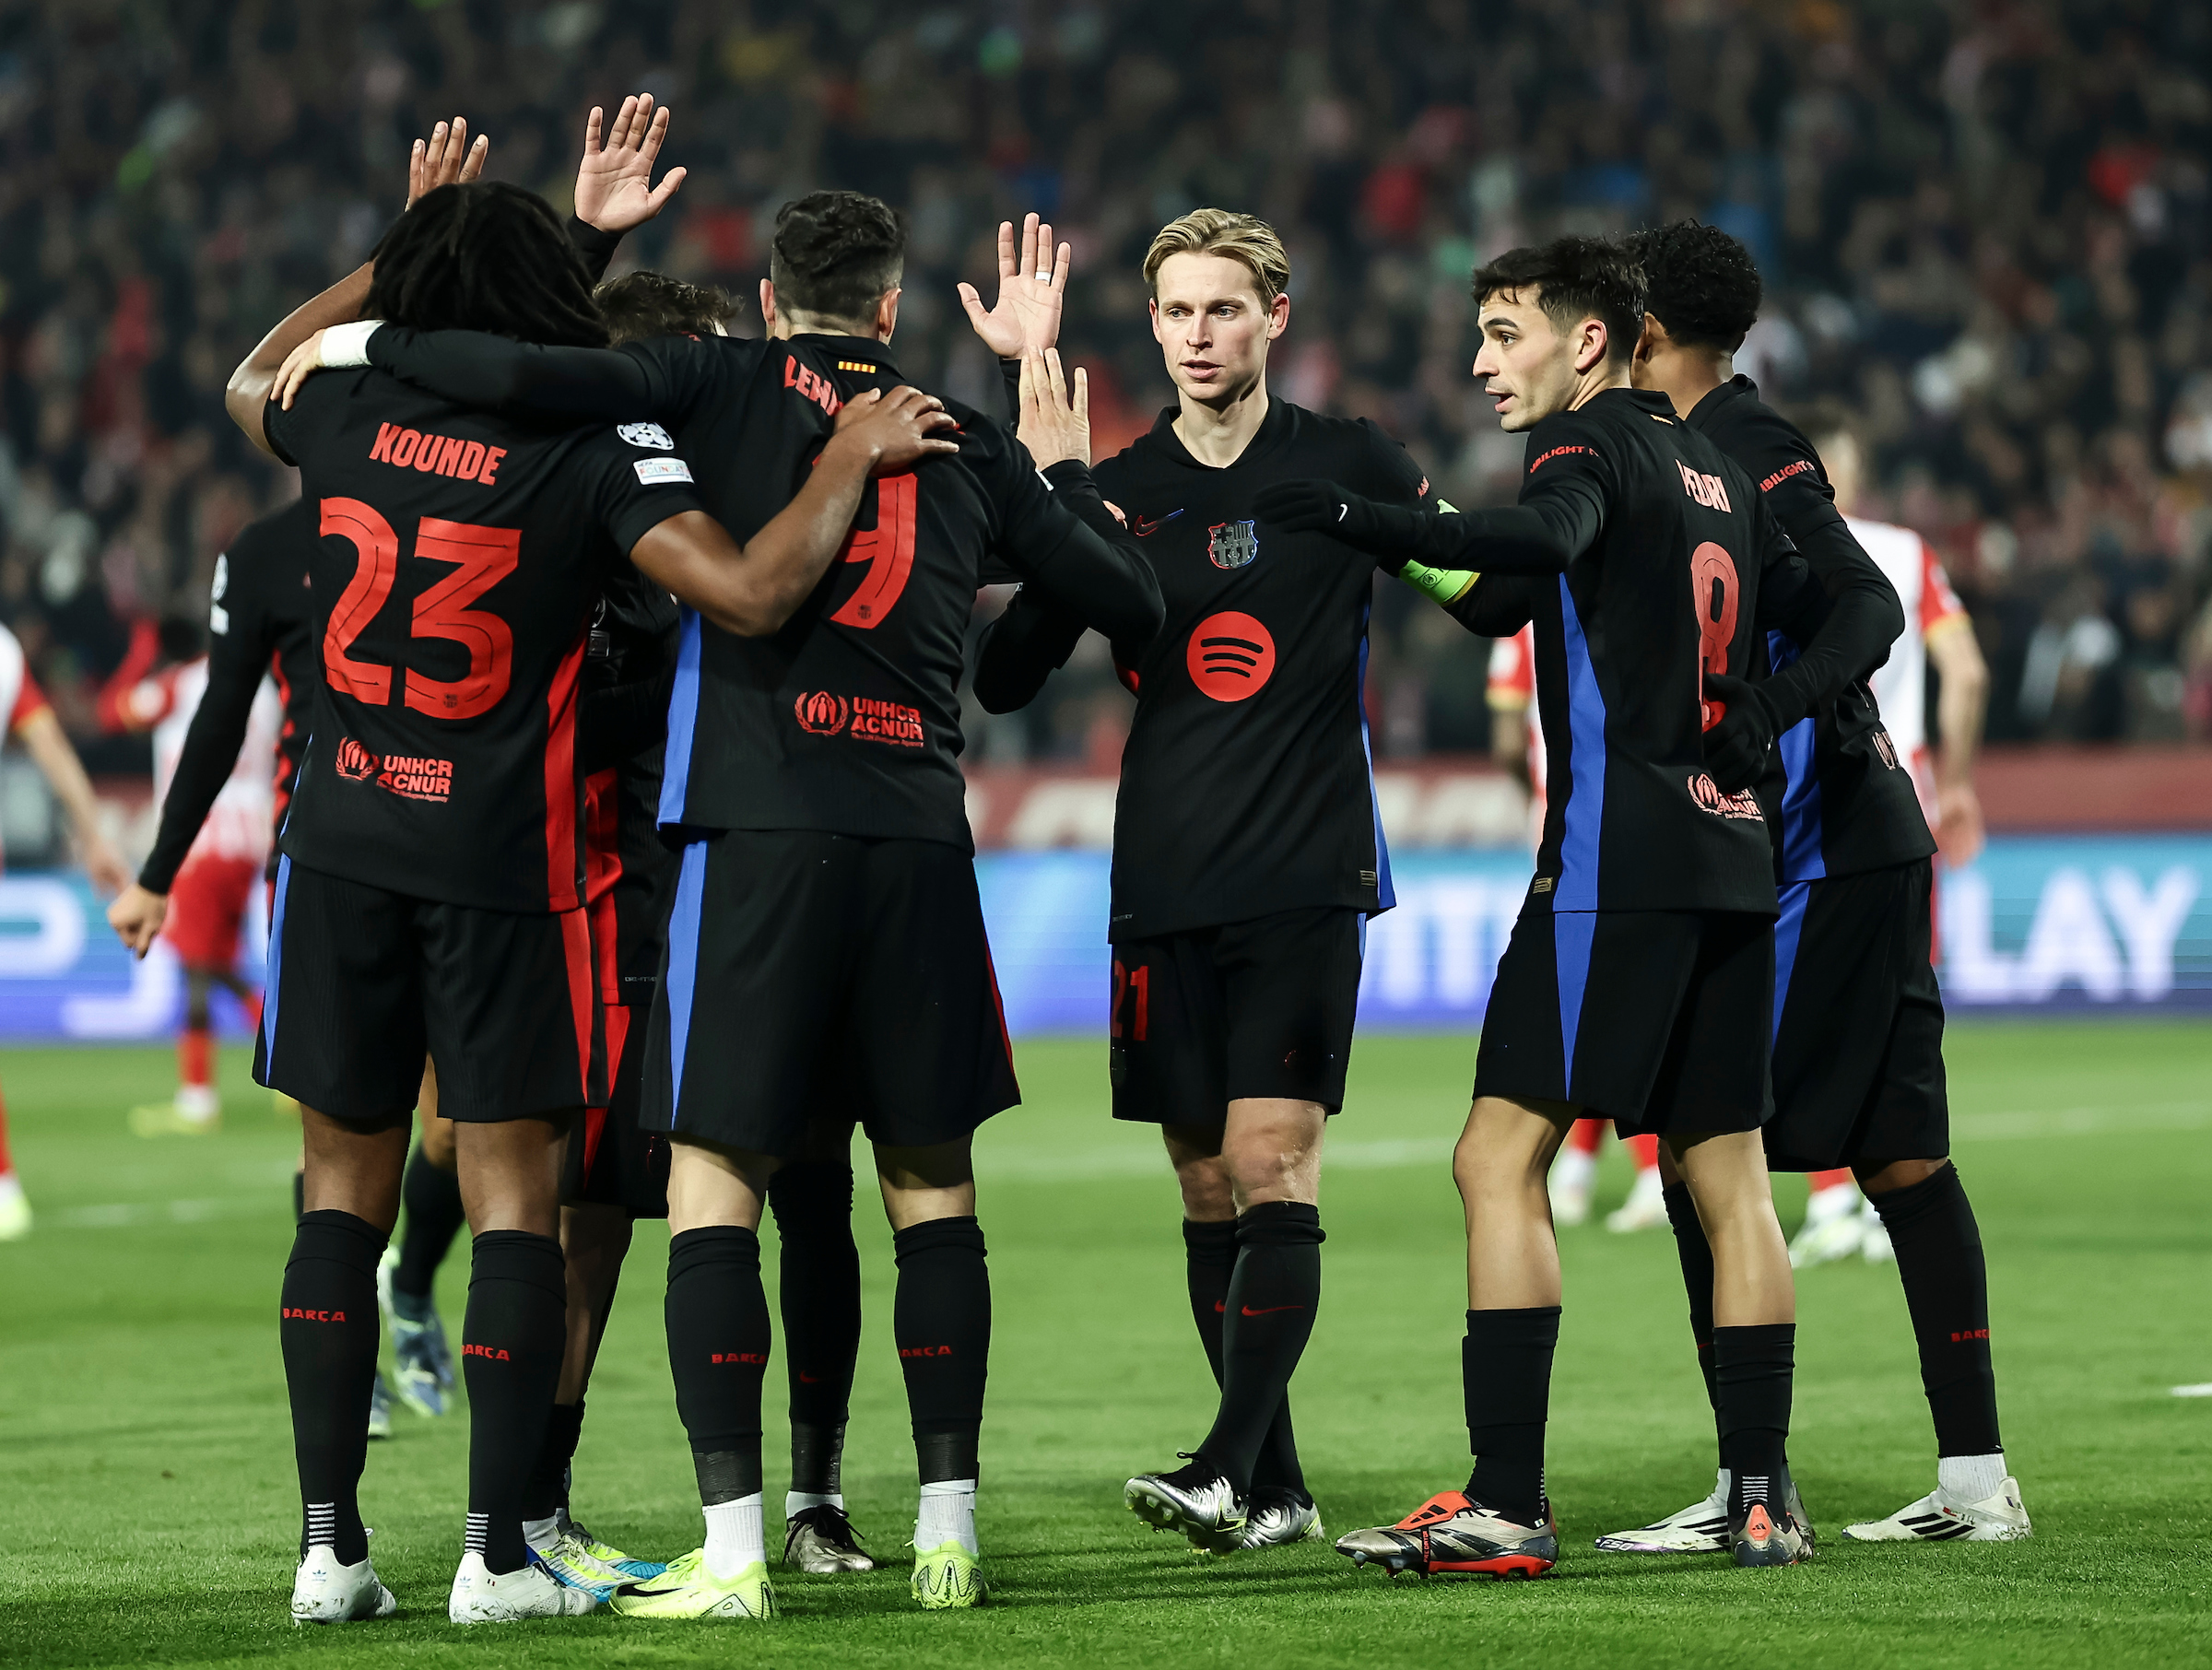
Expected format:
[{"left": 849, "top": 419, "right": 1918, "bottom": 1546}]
[{"left": 368, "top": 421, "right": 508, "bottom": 486}]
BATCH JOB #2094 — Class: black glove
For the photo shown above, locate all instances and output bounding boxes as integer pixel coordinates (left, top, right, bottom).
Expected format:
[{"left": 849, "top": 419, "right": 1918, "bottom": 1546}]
[
  {"left": 1700, "top": 671, "right": 1784, "bottom": 793},
  {"left": 1253, "top": 478, "right": 1396, "bottom": 550}
]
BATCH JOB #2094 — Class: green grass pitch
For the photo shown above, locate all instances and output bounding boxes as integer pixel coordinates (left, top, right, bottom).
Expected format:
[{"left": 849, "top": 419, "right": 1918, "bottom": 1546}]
[{"left": 2, "top": 1022, "right": 2208, "bottom": 1667}]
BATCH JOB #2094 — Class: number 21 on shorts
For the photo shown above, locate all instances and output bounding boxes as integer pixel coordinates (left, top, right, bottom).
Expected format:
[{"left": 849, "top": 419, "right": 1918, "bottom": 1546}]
[{"left": 1111, "top": 959, "right": 1149, "bottom": 1041}]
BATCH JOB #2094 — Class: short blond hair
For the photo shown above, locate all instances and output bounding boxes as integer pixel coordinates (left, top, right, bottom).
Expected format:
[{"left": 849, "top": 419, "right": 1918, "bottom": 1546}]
[{"left": 1143, "top": 208, "right": 1289, "bottom": 305}]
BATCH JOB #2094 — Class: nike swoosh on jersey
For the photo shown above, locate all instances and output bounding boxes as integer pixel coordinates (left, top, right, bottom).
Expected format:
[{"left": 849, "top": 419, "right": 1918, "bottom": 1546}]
[{"left": 1134, "top": 510, "right": 1185, "bottom": 536}]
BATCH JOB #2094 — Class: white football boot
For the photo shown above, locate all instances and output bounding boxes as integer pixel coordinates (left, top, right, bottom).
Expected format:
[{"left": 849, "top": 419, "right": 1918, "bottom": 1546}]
[
  {"left": 448, "top": 1551, "right": 597, "bottom": 1623},
  {"left": 1843, "top": 1478, "right": 2031, "bottom": 1543},
  {"left": 290, "top": 1546, "right": 397, "bottom": 1625}
]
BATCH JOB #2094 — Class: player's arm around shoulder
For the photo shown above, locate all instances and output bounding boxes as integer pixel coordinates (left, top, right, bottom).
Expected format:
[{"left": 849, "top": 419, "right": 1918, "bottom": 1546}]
[{"left": 630, "top": 387, "right": 959, "bottom": 637}]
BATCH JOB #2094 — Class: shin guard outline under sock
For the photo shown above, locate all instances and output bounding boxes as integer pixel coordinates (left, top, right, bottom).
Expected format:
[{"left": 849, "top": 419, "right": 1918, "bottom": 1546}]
[
  {"left": 1462, "top": 1305, "right": 1559, "bottom": 1526},
  {"left": 1196, "top": 1202, "right": 1324, "bottom": 1496},
  {"left": 282, "top": 1210, "right": 387, "bottom": 1565},
  {"left": 1867, "top": 1163, "right": 2002, "bottom": 1458},
  {"left": 892, "top": 1217, "right": 991, "bottom": 1484},
  {"left": 461, "top": 1229, "right": 568, "bottom": 1574}
]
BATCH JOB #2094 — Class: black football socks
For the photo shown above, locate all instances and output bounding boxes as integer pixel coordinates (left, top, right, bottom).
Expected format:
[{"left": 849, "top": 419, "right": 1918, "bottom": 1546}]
[
  {"left": 520, "top": 1398, "right": 585, "bottom": 1528},
  {"left": 1463, "top": 1305, "right": 1559, "bottom": 1526},
  {"left": 891, "top": 1216, "right": 991, "bottom": 1485},
  {"left": 281, "top": 1210, "right": 386, "bottom": 1565},
  {"left": 1195, "top": 1202, "right": 1324, "bottom": 1496},
  {"left": 1662, "top": 1182, "right": 1724, "bottom": 1431},
  {"left": 1868, "top": 1163, "right": 2004, "bottom": 1462},
  {"left": 665, "top": 1226, "right": 772, "bottom": 1512},
  {"left": 461, "top": 1230, "right": 568, "bottom": 1573},
  {"left": 768, "top": 1161, "right": 864, "bottom": 1502},
  {"left": 1712, "top": 1323, "right": 1795, "bottom": 1517},
  {"left": 393, "top": 1144, "right": 467, "bottom": 1306},
  {"left": 1182, "top": 1216, "right": 1306, "bottom": 1493}
]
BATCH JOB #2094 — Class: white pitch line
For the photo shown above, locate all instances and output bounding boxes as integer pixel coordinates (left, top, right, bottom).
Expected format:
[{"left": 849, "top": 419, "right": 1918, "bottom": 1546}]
[
  {"left": 33, "top": 1100, "right": 2212, "bottom": 1224},
  {"left": 2173, "top": 1383, "right": 2212, "bottom": 1399}
]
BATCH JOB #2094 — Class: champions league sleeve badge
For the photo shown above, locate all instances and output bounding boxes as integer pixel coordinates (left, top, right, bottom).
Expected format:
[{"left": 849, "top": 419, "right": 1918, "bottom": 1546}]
[
  {"left": 1206, "top": 519, "right": 1259, "bottom": 569},
  {"left": 617, "top": 421, "right": 676, "bottom": 451}
]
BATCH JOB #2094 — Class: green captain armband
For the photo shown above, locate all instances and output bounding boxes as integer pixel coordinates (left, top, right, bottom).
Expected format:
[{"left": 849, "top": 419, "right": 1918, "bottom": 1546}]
[{"left": 1398, "top": 558, "right": 1478, "bottom": 606}]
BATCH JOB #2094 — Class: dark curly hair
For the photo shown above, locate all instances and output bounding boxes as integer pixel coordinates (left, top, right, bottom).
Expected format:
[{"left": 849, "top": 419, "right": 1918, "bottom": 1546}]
[
  {"left": 1624, "top": 220, "right": 1762, "bottom": 353},
  {"left": 594, "top": 271, "right": 740, "bottom": 346},
  {"left": 1472, "top": 235, "right": 1645, "bottom": 365},
  {"left": 365, "top": 182, "right": 606, "bottom": 348},
  {"left": 769, "top": 190, "right": 906, "bottom": 323}
]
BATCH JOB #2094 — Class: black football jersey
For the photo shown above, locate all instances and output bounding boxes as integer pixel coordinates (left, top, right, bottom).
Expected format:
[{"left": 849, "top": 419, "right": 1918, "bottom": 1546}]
[
  {"left": 365, "top": 326, "right": 1158, "bottom": 848},
  {"left": 1686, "top": 376, "right": 1936, "bottom": 882},
  {"left": 139, "top": 496, "right": 320, "bottom": 892},
  {"left": 1082, "top": 400, "right": 1434, "bottom": 940},
  {"left": 662, "top": 334, "right": 1155, "bottom": 845},
  {"left": 1468, "top": 388, "right": 1828, "bottom": 914},
  {"left": 263, "top": 370, "right": 704, "bottom": 911}
]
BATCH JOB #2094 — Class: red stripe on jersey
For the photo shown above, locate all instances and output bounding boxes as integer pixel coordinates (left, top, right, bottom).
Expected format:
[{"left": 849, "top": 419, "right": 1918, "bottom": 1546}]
[
  {"left": 982, "top": 934, "right": 1014, "bottom": 1065},
  {"left": 581, "top": 1104, "right": 607, "bottom": 1180},
  {"left": 558, "top": 906, "right": 599, "bottom": 1107},
  {"left": 582, "top": 766, "right": 627, "bottom": 1100},
  {"left": 543, "top": 636, "right": 586, "bottom": 910},
  {"left": 582, "top": 768, "right": 624, "bottom": 997}
]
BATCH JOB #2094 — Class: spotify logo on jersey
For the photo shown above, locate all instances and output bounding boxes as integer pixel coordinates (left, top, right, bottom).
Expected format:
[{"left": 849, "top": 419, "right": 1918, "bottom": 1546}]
[{"left": 1186, "top": 612, "right": 1277, "bottom": 701}]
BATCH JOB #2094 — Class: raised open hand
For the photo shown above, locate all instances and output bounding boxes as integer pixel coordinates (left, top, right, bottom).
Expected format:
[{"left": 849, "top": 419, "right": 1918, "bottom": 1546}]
[
  {"left": 406, "top": 117, "right": 487, "bottom": 209},
  {"left": 1015, "top": 347, "right": 1089, "bottom": 470},
  {"left": 958, "top": 213, "right": 1069, "bottom": 359},
  {"left": 575, "top": 94, "right": 688, "bottom": 233}
]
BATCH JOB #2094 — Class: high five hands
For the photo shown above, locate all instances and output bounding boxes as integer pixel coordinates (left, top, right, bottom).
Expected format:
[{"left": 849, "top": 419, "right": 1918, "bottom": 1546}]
[
  {"left": 959, "top": 214, "right": 1070, "bottom": 359},
  {"left": 574, "top": 94, "right": 687, "bottom": 233},
  {"left": 1014, "top": 347, "right": 1089, "bottom": 471},
  {"left": 406, "top": 116, "right": 487, "bottom": 210}
]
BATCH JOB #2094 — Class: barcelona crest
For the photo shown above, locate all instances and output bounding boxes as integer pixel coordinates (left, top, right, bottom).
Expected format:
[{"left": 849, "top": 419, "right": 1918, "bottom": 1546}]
[{"left": 1207, "top": 519, "right": 1259, "bottom": 570}]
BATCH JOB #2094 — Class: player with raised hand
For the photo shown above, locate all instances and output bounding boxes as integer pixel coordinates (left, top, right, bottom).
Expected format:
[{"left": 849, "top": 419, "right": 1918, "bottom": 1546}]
[
  {"left": 220, "top": 122, "right": 950, "bottom": 1624},
  {"left": 1260, "top": 235, "right": 1900, "bottom": 1576},
  {"left": 969, "top": 209, "right": 1439, "bottom": 1558},
  {"left": 1598, "top": 222, "right": 2026, "bottom": 1551},
  {"left": 309, "top": 186, "right": 1157, "bottom": 1617}
]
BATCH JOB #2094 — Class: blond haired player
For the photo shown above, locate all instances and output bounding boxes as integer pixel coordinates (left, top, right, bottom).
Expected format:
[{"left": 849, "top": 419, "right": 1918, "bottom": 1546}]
[{"left": 968, "top": 208, "right": 1439, "bottom": 1554}]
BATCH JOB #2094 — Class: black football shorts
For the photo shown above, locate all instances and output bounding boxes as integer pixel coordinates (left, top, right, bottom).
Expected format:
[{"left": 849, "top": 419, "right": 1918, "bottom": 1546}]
[
  {"left": 1108, "top": 907, "right": 1364, "bottom": 1124},
  {"left": 1473, "top": 893, "right": 1772, "bottom": 1139},
  {"left": 641, "top": 830, "right": 1019, "bottom": 1157},
  {"left": 1762, "top": 857, "right": 1948, "bottom": 1171},
  {"left": 257, "top": 856, "right": 606, "bottom": 1126},
  {"left": 561, "top": 753, "right": 676, "bottom": 1217}
]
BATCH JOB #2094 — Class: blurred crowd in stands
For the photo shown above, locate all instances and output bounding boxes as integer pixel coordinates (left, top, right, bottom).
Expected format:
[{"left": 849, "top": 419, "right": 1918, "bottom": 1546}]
[{"left": 1, "top": 0, "right": 2208, "bottom": 780}]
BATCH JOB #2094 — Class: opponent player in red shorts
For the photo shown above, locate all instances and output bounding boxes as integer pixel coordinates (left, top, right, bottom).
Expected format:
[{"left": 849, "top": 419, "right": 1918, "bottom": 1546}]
[{"left": 99, "top": 617, "right": 283, "bottom": 1135}]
